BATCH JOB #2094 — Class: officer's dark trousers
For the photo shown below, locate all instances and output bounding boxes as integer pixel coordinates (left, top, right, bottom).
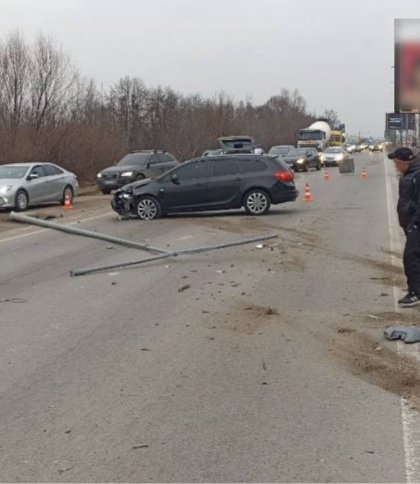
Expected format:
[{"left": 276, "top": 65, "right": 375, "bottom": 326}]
[{"left": 403, "top": 228, "right": 420, "bottom": 294}]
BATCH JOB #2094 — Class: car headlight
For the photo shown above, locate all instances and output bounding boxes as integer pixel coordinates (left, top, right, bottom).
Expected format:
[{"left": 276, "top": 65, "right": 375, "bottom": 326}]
[
  {"left": 121, "top": 171, "right": 133, "bottom": 177},
  {"left": 296, "top": 159, "right": 305, "bottom": 164},
  {"left": 97, "top": 173, "right": 102, "bottom": 178},
  {"left": 0, "top": 185, "right": 13, "bottom": 194}
]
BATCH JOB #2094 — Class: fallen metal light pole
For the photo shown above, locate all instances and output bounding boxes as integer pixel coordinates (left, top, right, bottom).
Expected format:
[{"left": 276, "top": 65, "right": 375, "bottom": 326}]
[
  {"left": 10, "top": 211, "right": 171, "bottom": 255},
  {"left": 70, "top": 234, "right": 278, "bottom": 277}
]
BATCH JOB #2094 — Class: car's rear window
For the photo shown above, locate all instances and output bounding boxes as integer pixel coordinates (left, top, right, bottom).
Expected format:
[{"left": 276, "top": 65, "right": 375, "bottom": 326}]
[
  {"left": 239, "top": 159, "right": 268, "bottom": 173},
  {"left": 118, "top": 153, "right": 149, "bottom": 166}
]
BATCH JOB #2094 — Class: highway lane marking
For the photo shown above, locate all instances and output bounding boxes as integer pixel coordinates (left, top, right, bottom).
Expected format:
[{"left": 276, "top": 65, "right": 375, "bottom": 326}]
[
  {"left": 384, "top": 153, "right": 420, "bottom": 483},
  {"left": 0, "top": 211, "right": 112, "bottom": 245}
]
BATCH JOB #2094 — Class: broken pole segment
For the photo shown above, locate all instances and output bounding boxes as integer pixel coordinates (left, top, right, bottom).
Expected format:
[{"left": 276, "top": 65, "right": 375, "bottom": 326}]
[
  {"left": 9, "top": 211, "right": 171, "bottom": 255},
  {"left": 70, "top": 234, "right": 278, "bottom": 277}
]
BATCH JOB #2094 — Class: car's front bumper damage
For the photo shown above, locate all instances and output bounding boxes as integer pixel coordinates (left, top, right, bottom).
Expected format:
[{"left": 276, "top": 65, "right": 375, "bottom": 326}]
[{"left": 111, "top": 191, "right": 135, "bottom": 216}]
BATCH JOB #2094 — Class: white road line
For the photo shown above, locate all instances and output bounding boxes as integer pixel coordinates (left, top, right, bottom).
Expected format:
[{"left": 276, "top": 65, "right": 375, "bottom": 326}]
[
  {"left": 384, "top": 153, "right": 420, "bottom": 483},
  {"left": 0, "top": 211, "right": 112, "bottom": 245}
]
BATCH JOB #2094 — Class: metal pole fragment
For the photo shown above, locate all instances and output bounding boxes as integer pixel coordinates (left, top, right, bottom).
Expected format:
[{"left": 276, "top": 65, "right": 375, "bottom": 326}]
[
  {"left": 70, "top": 234, "right": 278, "bottom": 277},
  {"left": 9, "top": 211, "right": 171, "bottom": 255}
]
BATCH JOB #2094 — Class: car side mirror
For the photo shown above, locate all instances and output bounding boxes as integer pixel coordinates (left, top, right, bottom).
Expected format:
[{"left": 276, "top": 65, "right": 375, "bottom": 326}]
[
  {"left": 27, "top": 173, "right": 39, "bottom": 180},
  {"left": 171, "top": 173, "right": 179, "bottom": 184}
]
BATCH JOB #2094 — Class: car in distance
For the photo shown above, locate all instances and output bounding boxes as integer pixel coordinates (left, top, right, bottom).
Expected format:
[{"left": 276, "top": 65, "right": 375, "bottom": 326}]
[
  {"left": 321, "top": 147, "right": 350, "bottom": 167},
  {"left": 369, "top": 142, "right": 383, "bottom": 152},
  {"left": 345, "top": 143, "right": 357, "bottom": 153},
  {"left": 0, "top": 162, "right": 79, "bottom": 211},
  {"left": 97, "top": 150, "right": 179, "bottom": 194},
  {"left": 111, "top": 155, "right": 298, "bottom": 220},
  {"left": 218, "top": 136, "right": 256, "bottom": 154},
  {"left": 282, "top": 148, "right": 322, "bottom": 172},
  {"left": 268, "top": 145, "right": 295, "bottom": 157}
]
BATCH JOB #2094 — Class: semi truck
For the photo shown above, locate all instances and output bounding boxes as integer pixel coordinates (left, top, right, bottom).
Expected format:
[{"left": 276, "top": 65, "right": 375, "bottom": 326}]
[{"left": 297, "top": 120, "right": 331, "bottom": 151}]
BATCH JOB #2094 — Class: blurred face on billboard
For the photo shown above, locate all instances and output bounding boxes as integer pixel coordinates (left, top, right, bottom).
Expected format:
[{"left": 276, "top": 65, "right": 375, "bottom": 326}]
[{"left": 399, "top": 43, "right": 420, "bottom": 113}]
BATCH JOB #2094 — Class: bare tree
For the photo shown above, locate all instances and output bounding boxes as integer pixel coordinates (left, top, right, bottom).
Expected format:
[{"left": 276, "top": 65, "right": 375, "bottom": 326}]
[
  {"left": 0, "top": 31, "right": 30, "bottom": 143},
  {"left": 0, "top": 31, "right": 334, "bottom": 183}
]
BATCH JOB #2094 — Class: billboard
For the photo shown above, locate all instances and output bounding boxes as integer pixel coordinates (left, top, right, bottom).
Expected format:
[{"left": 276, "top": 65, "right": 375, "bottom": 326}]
[
  {"left": 386, "top": 113, "right": 416, "bottom": 131},
  {"left": 395, "top": 19, "right": 420, "bottom": 113},
  {"left": 386, "top": 113, "right": 404, "bottom": 130}
]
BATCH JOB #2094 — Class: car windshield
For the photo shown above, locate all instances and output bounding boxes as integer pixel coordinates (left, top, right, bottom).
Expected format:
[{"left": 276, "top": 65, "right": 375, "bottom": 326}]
[
  {"left": 0, "top": 165, "right": 29, "bottom": 179},
  {"left": 117, "top": 153, "right": 150, "bottom": 166},
  {"left": 325, "top": 148, "right": 343, "bottom": 153},
  {"left": 298, "top": 130, "right": 323, "bottom": 140},
  {"left": 287, "top": 149, "right": 308, "bottom": 156},
  {"left": 269, "top": 147, "right": 291, "bottom": 155}
]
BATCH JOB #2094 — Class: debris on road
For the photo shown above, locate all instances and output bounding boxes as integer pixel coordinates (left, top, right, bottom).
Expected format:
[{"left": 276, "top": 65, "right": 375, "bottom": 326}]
[
  {"left": 266, "top": 306, "right": 279, "bottom": 315},
  {"left": 0, "top": 297, "right": 27, "bottom": 303},
  {"left": 132, "top": 445, "right": 149, "bottom": 450},
  {"left": 384, "top": 326, "right": 420, "bottom": 344},
  {"left": 71, "top": 234, "right": 278, "bottom": 277},
  {"left": 178, "top": 284, "right": 191, "bottom": 293},
  {"left": 367, "top": 314, "right": 380, "bottom": 320}
]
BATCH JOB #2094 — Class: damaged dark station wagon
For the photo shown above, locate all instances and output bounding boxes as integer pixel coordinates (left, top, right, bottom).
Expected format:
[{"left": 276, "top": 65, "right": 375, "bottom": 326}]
[{"left": 111, "top": 154, "right": 298, "bottom": 220}]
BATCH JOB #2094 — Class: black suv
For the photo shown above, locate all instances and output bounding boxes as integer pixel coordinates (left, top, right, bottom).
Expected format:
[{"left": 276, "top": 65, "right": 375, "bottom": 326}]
[
  {"left": 97, "top": 150, "right": 179, "bottom": 194},
  {"left": 111, "top": 155, "right": 298, "bottom": 220}
]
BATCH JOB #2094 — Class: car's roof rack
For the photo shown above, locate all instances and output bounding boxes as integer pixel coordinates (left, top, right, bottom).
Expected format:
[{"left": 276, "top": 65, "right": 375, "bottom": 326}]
[{"left": 130, "top": 149, "right": 167, "bottom": 154}]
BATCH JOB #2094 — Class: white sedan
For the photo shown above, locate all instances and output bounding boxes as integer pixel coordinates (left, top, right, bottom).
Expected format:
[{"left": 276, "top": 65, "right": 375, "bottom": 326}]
[{"left": 320, "top": 147, "right": 350, "bottom": 167}]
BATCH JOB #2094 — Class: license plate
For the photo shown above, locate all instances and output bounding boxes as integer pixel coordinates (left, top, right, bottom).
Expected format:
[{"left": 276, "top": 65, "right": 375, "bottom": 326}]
[{"left": 104, "top": 180, "right": 114, "bottom": 185}]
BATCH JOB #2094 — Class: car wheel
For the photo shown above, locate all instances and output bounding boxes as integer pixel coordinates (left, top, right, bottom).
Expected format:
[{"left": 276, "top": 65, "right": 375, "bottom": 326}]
[
  {"left": 62, "top": 185, "right": 74, "bottom": 205},
  {"left": 136, "top": 196, "right": 162, "bottom": 220},
  {"left": 101, "top": 188, "right": 112, "bottom": 195},
  {"left": 244, "top": 189, "right": 271, "bottom": 216},
  {"left": 15, "top": 189, "right": 29, "bottom": 211}
]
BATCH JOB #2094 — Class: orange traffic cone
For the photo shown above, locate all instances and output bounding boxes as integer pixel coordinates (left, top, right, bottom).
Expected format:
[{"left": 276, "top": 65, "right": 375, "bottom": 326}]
[
  {"left": 303, "top": 183, "right": 313, "bottom": 203},
  {"left": 361, "top": 167, "right": 367, "bottom": 179},
  {"left": 64, "top": 193, "right": 73, "bottom": 209},
  {"left": 323, "top": 169, "right": 331, "bottom": 181}
]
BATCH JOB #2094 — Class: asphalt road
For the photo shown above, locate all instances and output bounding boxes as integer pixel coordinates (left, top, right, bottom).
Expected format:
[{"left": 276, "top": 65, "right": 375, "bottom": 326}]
[{"left": 1, "top": 152, "right": 420, "bottom": 482}]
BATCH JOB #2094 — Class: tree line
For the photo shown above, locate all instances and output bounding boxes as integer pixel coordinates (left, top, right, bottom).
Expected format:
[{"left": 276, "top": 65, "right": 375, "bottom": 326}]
[{"left": 0, "top": 32, "right": 335, "bottom": 183}]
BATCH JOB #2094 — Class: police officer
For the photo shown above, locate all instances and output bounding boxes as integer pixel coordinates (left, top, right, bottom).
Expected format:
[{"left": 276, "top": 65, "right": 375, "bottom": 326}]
[{"left": 389, "top": 147, "right": 420, "bottom": 306}]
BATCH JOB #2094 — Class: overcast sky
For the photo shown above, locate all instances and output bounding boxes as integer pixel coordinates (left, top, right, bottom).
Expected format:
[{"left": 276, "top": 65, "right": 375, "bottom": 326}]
[{"left": 0, "top": 0, "right": 419, "bottom": 136}]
